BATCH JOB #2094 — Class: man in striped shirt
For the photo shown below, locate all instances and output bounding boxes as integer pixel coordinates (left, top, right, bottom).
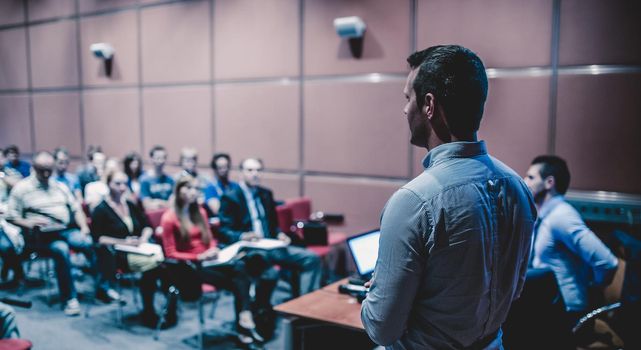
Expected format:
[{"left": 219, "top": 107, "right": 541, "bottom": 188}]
[{"left": 6, "top": 151, "right": 95, "bottom": 316}]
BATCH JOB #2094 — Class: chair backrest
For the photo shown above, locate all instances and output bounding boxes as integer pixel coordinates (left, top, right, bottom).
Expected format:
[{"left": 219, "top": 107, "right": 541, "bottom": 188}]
[
  {"left": 276, "top": 205, "right": 294, "bottom": 234},
  {"left": 285, "top": 197, "right": 312, "bottom": 221},
  {"left": 145, "top": 208, "right": 167, "bottom": 230}
]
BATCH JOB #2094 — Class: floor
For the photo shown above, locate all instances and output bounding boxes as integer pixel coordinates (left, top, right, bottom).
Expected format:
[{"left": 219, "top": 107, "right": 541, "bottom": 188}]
[{"left": 6, "top": 264, "right": 289, "bottom": 350}]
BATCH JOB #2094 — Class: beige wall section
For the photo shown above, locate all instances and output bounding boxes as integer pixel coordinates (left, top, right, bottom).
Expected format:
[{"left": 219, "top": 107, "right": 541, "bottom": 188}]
[
  {"left": 0, "top": 94, "right": 32, "bottom": 153},
  {"left": 418, "top": 0, "right": 553, "bottom": 68},
  {"left": 0, "top": 28, "right": 28, "bottom": 90},
  {"left": 555, "top": 74, "right": 641, "bottom": 194},
  {"left": 215, "top": 83, "right": 300, "bottom": 171},
  {"left": 32, "top": 92, "right": 82, "bottom": 156},
  {"left": 1, "top": 0, "right": 640, "bottom": 235}
]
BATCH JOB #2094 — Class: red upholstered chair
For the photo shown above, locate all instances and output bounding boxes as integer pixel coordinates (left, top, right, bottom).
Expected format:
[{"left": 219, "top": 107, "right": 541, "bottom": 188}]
[
  {"left": 145, "top": 208, "right": 167, "bottom": 231},
  {"left": 276, "top": 205, "right": 295, "bottom": 236},
  {"left": 0, "top": 339, "right": 32, "bottom": 350},
  {"left": 285, "top": 197, "right": 312, "bottom": 222}
]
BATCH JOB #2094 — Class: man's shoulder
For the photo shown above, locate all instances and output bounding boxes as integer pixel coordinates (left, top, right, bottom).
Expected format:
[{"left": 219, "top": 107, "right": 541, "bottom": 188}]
[
  {"left": 221, "top": 184, "right": 244, "bottom": 200},
  {"left": 256, "top": 185, "right": 273, "bottom": 196},
  {"left": 546, "top": 199, "right": 582, "bottom": 226},
  {"left": 10, "top": 177, "right": 37, "bottom": 195}
]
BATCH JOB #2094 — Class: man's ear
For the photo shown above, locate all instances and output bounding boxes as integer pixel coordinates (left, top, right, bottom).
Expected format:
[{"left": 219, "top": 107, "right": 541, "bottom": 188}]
[
  {"left": 544, "top": 176, "right": 555, "bottom": 191},
  {"left": 423, "top": 93, "right": 436, "bottom": 120}
]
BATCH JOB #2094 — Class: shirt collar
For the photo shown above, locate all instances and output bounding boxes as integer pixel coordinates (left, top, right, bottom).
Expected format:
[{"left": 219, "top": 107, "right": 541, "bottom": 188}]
[
  {"left": 538, "top": 194, "right": 565, "bottom": 220},
  {"left": 422, "top": 141, "right": 488, "bottom": 169},
  {"left": 28, "top": 175, "right": 52, "bottom": 189}
]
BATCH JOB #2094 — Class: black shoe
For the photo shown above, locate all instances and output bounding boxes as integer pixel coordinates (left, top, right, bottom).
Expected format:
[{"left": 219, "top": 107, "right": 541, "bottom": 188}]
[
  {"left": 160, "top": 311, "right": 177, "bottom": 329},
  {"left": 238, "top": 323, "right": 264, "bottom": 344},
  {"left": 0, "top": 278, "right": 21, "bottom": 290},
  {"left": 96, "top": 288, "right": 121, "bottom": 303},
  {"left": 139, "top": 310, "right": 160, "bottom": 329}
]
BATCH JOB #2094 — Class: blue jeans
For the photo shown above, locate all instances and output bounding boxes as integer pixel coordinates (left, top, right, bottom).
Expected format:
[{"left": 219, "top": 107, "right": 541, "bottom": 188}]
[
  {"left": 0, "top": 230, "right": 23, "bottom": 281},
  {"left": 263, "top": 245, "right": 321, "bottom": 296},
  {"left": 36, "top": 229, "right": 95, "bottom": 303}
]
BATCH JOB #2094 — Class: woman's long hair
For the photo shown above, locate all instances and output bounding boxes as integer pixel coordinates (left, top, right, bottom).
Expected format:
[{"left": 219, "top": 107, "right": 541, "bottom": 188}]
[
  {"left": 123, "top": 152, "right": 143, "bottom": 180},
  {"left": 172, "top": 175, "right": 211, "bottom": 246}
]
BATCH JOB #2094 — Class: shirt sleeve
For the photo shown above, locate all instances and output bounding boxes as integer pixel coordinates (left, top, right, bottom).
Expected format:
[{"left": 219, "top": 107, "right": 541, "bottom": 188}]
[
  {"left": 161, "top": 212, "right": 199, "bottom": 261},
  {"left": 361, "top": 188, "right": 428, "bottom": 346},
  {"left": 203, "top": 182, "right": 219, "bottom": 202},
  {"left": 139, "top": 178, "right": 151, "bottom": 200},
  {"left": 551, "top": 207, "right": 618, "bottom": 284},
  {"left": 5, "top": 187, "right": 24, "bottom": 222}
]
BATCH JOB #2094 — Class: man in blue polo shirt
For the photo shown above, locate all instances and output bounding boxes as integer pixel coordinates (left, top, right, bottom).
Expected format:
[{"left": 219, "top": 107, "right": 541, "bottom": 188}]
[
  {"left": 3, "top": 146, "right": 30, "bottom": 178},
  {"left": 204, "top": 153, "right": 239, "bottom": 216},
  {"left": 53, "top": 147, "right": 80, "bottom": 199},
  {"left": 139, "top": 145, "right": 174, "bottom": 210}
]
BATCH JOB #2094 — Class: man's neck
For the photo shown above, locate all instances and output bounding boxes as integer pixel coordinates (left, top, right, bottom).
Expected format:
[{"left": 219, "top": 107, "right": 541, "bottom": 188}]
[
  {"left": 536, "top": 191, "right": 558, "bottom": 210},
  {"left": 426, "top": 132, "right": 478, "bottom": 151},
  {"left": 37, "top": 178, "right": 49, "bottom": 188},
  {"left": 153, "top": 167, "right": 164, "bottom": 177}
]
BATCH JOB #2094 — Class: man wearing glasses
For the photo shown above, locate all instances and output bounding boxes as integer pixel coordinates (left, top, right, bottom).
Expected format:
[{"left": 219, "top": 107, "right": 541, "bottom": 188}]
[{"left": 5, "top": 151, "right": 95, "bottom": 316}]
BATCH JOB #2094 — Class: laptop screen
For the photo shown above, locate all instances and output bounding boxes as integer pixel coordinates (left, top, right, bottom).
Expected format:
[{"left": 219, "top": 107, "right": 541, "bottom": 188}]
[{"left": 347, "top": 229, "right": 381, "bottom": 276}]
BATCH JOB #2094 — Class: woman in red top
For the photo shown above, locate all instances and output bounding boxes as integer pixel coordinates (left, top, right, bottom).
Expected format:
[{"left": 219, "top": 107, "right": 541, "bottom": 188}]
[{"left": 161, "top": 176, "right": 261, "bottom": 345}]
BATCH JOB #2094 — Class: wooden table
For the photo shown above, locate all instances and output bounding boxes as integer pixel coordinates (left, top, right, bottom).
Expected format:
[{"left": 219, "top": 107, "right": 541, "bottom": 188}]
[
  {"left": 275, "top": 278, "right": 371, "bottom": 349},
  {"left": 275, "top": 278, "right": 364, "bottom": 331}
]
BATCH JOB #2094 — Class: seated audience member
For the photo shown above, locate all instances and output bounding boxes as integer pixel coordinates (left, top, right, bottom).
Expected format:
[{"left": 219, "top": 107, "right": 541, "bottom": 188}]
[
  {"left": 0, "top": 302, "right": 20, "bottom": 339},
  {"left": 123, "top": 152, "right": 143, "bottom": 198},
  {"left": 524, "top": 155, "right": 619, "bottom": 324},
  {"left": 139, "top": 146, "right": 174, "bottom": 210},
  {"left": 5, "top": 151, "right": 97, "bottom": 316},
  {"left": 0, "top": 149, "right": 23, "bottom": 184},
  {"left": 53, "top": 147, "right": 81, "bottom": 199},
  {"left": 174, "top": 148, "right": 211, "bottom": 206},
  {"left": 219, "top": 158, "right": 321, "bottom": 298},
  {"left": 2, "top": 146, "right": 30, "bottom": 179},
  {"left": 204, "top": 153, "right": 239, "bottom": 216},
  {"left": 84, "top": 158, "right": 120, "bottom": 211},
  {"left": 1, "top": 152, "right": 24, "bottom": 286},
  {"left": 161, "top": 176, "right": 263, "bottom": 344},
  {"left": 91, "top": 171, "right": 175, "bottom": 327},
  {"left": 77, "top": 146, "right": 105, "bottom": 198}
]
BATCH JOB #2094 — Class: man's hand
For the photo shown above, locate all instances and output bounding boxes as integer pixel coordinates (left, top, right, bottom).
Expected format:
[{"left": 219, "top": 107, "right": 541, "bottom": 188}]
[
  {"left": 364, "top": 279, "right": 373, "bottom": 289},
  {"left": 125, "top": 236, "right": 141, "bottom": 246},
  {"left": 277, "top": 232, "right": 291, "bottom": 245},
  {"left": 79, "top": 226, "right": 91, "bottom": 236},
  {"left": 197, "top": 247, "right": 220, "bottom": 261},
  {"left": 27, "top": 217, "right": 51, "bottom": 229},
  {"left": 240, "top": 232, "right": 260, "bottom": 241}
]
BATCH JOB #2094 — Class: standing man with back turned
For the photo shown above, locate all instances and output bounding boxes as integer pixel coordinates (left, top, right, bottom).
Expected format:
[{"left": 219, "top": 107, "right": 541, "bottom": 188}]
[{"left": 361, "top": 45, "right": 537, "bottom": 349}]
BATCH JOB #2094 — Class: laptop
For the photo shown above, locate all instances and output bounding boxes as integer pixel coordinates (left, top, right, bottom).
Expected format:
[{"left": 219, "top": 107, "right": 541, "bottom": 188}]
[{"left": 346, "top": 229, "right": 381, "bottom": 283}]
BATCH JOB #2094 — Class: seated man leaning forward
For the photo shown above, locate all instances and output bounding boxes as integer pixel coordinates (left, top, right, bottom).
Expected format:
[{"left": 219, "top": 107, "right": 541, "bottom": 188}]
[
  {"left": 361, "top": 45, "right": 537, "bottom": 349},
  {"left": 524, "top": 155, "right": 618, "bottom": 325},
  {"left": 218, "top": 158, "right": 321, "bottom": 300},
  {"left": 5, "top": 151, "right": 105, "bottom": 316}
]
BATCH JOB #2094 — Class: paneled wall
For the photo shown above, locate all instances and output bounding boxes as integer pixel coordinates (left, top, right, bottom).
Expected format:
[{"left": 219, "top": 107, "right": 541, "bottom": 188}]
[{"left": 1, "top": 0, "right": 640, "bottom": 234}]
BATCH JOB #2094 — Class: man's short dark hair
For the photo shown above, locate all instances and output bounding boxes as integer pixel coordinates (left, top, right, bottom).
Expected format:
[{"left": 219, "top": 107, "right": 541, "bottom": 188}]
[
  {"left": 407, "top": 45, "right": 488, "bottom": 139},
  {"left": 210, "top": 153, "right": 231, "bottom": 170},
  {"left": 149, "top": 145, "right": 167, "bottom": 158},
  {"left": 53, "top": 147, "right": 69, "bottom": 160},
  {"left": 531, "top": 155, "right": 571, "bottom": 195},
  {"left": 3, "top": 145, "right": 19, "bottom": 156},
  {"left": 86, "top": 145, "right": 102, "bottom": 161}
]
